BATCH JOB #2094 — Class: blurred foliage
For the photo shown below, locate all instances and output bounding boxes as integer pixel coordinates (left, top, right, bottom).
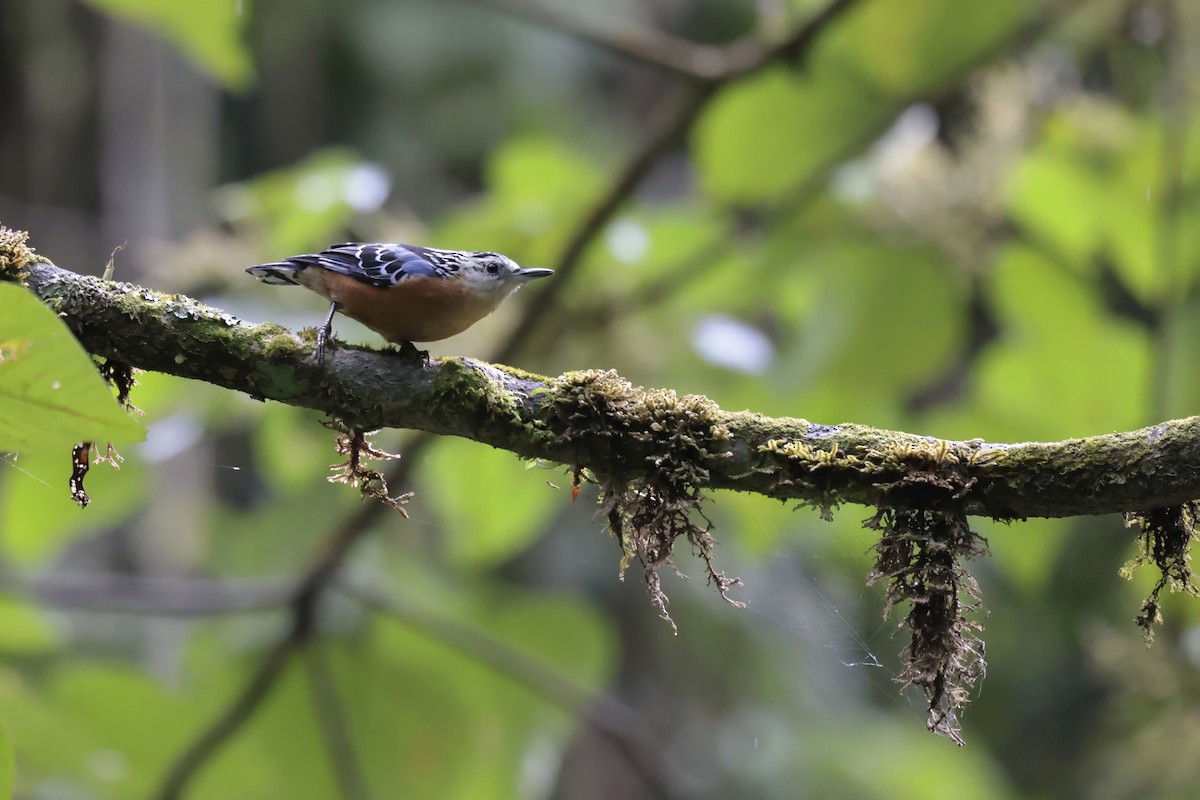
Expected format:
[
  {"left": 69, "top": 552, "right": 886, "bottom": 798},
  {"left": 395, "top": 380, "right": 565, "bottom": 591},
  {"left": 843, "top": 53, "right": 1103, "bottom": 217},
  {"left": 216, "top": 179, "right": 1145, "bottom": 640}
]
[{"left": 2, "top": 0, "right": 1200, "bottom": 798}]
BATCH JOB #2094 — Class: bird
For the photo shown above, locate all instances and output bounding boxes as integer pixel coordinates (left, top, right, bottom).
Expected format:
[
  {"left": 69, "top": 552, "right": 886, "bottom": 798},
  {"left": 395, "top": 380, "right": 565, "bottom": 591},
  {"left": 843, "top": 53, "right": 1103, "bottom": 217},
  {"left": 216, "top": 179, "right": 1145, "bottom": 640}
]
[{"left": 246, "top": 242, "right": 553, "bottom": 364}]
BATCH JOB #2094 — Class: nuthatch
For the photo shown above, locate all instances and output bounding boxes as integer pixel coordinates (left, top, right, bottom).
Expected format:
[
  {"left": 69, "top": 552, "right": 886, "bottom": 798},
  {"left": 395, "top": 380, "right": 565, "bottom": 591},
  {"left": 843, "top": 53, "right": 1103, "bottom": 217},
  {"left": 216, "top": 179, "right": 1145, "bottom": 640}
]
[{"left": 246, "top": 242, "right": 553, "bottom": 363}]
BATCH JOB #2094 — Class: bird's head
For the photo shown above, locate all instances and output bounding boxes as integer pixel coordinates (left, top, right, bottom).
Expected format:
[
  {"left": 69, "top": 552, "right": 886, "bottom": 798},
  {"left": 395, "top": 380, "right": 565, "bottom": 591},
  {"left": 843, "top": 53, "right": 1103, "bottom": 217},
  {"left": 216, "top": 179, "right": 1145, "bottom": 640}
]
[{"left": 459, "top": 252, "right": 554, "bottom": 303}]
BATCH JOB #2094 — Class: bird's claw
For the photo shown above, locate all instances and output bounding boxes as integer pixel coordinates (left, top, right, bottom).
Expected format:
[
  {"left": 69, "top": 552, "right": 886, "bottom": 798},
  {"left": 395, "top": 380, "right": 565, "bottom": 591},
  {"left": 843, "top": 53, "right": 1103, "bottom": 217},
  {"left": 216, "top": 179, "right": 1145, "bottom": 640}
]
[{"left": 397, "top": 341, "right": 433, "bottom": 369}]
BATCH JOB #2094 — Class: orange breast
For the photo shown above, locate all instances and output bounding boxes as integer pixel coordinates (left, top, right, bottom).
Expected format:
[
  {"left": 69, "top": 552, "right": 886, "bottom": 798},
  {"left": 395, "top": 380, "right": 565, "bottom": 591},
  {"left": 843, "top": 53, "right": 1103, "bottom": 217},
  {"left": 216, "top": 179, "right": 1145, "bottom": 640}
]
[{"left": 315, "top": 272, "right": 495, "bottom": 343}]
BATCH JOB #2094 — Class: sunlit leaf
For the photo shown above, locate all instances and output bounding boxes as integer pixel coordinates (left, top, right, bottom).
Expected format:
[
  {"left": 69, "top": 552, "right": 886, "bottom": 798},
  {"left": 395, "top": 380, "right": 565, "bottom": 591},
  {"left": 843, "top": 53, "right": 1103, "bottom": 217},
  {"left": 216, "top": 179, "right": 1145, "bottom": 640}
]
[
  {"left": 80, "top": 0, "right": 253, "bottom": 89},
  {"left": 695, "top": 66, "right": 890, "bottom": 204},
  {"left": 697, "top": 0, "right": 1035, "bottom": 205},
  {"left": 1007, "top": 148, "right": 1107, "bottom": 270},
  {"left": 0, "top": 284, "right": 145, "bottom": 452},
  {"left": 823, "top": 0, "right": 1032, "bottom": 94},
  {"left": 769, "top": 240, "right": 962, "bottom": 422},
  {"left": 220, "top": 149, "right": 383, "bottom": 257}
]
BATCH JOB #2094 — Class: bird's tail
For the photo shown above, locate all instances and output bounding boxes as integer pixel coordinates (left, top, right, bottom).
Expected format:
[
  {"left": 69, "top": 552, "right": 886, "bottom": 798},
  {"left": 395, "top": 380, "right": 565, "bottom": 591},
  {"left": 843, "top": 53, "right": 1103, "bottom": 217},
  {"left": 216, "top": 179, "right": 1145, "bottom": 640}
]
[{"left": 245, "top": 262, "right": 306, "bottom": 286}]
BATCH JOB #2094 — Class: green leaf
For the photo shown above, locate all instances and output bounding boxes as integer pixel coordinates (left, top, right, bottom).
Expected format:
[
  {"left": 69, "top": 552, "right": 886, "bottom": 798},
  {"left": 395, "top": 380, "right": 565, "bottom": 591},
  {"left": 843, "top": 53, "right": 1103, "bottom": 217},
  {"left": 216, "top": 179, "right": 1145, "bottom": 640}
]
[
  {"left": 80, "top": 0, "right": 253, "bottom": 89},
  {"left": 1007, "top": 147, "right": 1108, "bottom": 269},
  {"left": 695, "top": 66, "right": 890, "bottom": 204},
  {"left": 697, "top": 0, "right": 1034, "bottom": 204},
  {"left": 748, "top": 239, "right": 962, "bottom": 422},
  {"left": 422, "top": 438, "right": 560, "bottom": 567},
  {"left": 0, "top": 285, "right": 145, "bottom": 452},
  {"left": 310, "top": 589, "right": 612, "bottom": 799},
  {"left": 976, "top": 244, "right": 1150, "bottom": 440},
  {"left": 0, "top": 598, "right": 60, "bottom": 656},
  {"left": 824, "top": 0, "right": 1032, "bottom": 95}
]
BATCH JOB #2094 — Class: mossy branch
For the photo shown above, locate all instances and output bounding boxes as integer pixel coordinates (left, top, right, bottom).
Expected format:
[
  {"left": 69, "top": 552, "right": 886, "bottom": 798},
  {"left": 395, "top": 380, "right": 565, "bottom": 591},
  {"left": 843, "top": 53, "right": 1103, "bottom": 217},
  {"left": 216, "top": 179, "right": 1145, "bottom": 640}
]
[{"left": 7, "top": 256, "right": 1200, "bottom": 519}]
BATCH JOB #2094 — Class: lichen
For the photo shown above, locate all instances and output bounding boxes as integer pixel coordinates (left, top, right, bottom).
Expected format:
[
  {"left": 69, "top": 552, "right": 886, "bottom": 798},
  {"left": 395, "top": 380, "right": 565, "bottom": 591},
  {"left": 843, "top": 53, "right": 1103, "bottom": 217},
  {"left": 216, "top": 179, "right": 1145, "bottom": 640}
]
[
  {"left": 548, "top": 369, "right": 740, "bottom": 628},
  {"left": 1120, "top": 503, "right": 1200, "bottom": 644},
  {"left": 757, "top": 437, "right": 860, "bottom": 519},
  {"left": 759, "top": 438, "right": 862, "bottom": 468},
  {"left": 0, "top": 226, "right": 40, "bottom": 280}
]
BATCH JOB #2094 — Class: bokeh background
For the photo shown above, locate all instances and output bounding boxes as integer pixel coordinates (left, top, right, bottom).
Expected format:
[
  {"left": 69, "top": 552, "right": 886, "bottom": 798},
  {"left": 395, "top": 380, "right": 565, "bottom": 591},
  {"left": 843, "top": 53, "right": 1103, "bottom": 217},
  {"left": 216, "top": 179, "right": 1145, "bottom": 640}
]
[{"left": 3, "top": 0, "right": 1200, "bottom": 797}]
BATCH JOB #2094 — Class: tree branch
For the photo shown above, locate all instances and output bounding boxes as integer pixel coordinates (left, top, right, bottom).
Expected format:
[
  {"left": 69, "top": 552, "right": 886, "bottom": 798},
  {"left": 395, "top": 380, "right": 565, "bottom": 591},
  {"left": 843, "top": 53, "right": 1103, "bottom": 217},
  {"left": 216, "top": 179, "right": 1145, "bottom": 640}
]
[
  {"left": 462, "top": 0, "right": 858, "bottom": 82},
  {"left": 304, "top": 644, "right": 374, "bottom": 800},
  {"left": 155, "top": 628, "right": 302, "bottom": 800},
  {"left": 11, "top": 258, "right": 1200, "bottom": 519}
]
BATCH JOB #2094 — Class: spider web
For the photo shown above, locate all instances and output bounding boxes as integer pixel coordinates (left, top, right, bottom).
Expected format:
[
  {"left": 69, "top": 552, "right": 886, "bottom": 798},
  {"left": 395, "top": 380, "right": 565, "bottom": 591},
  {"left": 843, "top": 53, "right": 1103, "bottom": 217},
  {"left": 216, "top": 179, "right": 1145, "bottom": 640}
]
[{"left": 739, "top": 547, "right": 929, "bottom": 720}]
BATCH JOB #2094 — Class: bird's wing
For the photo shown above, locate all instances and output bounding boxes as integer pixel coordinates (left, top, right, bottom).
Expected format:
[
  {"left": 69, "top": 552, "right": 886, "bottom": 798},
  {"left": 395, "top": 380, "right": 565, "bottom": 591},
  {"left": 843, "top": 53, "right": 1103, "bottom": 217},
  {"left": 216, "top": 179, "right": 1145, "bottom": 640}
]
[{"left": 290, "top": 243, "right": 451, "bottom": 288}]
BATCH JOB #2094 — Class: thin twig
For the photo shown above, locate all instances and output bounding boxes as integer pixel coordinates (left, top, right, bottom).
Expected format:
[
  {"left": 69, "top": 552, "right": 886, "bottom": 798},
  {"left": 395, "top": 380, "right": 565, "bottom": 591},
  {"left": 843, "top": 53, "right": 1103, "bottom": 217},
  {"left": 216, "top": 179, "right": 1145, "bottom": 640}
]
[
  {"left": 305, "top": 644, "right": 374, "bottom": 800},
  {"left": 494, "top": 84, "right": 715, "bottom": 363},
  {"left": 155, "top": 628, "right": 304, "bottom": 800},
  {"left": 154, "top": 506, "right": 371, "bottom": 798},
  {"left": 338, "top": 579, "right": 690, "bottom": 800},
  {"left": 461, "top": 0, "right": 736, "bottom": 79}
]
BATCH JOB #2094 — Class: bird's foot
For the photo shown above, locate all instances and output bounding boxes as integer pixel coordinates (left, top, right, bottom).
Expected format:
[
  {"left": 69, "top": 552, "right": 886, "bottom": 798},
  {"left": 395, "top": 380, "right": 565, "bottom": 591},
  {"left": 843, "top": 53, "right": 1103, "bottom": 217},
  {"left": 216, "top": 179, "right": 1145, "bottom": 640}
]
[
  {"left": 396, "top": 341, "right": 433, "bottom": 369},
  {"left": 314, "top": 301, "right": 339, "bottom": 366},
  {"left": 314, "top": 327, "right": 330, "bottom": 366}
]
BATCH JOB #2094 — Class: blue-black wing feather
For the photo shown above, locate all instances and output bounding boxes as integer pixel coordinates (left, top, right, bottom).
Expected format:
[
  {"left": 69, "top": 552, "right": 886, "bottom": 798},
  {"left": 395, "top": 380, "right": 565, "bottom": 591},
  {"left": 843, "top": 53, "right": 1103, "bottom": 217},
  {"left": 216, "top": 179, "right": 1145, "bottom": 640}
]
[{"left": 287, "top": 243, "right": 448, "bottom": 288}]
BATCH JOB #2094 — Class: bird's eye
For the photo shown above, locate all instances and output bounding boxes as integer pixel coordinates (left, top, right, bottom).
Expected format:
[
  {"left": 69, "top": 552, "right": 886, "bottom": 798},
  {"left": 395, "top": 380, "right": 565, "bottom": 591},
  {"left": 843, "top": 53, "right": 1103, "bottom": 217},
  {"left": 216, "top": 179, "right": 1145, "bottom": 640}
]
[{"left": 485, "top": 262, "right": 500, "bottom": 275}]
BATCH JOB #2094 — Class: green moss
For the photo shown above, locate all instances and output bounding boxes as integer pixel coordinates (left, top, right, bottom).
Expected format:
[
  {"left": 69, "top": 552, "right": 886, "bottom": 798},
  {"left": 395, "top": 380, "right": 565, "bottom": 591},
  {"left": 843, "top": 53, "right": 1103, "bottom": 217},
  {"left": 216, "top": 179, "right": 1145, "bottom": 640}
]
[
  {"left": 260, "top": 327, "right": 304, "bottom": 360},
  {"left": 1120, "top": 503, "right": 1200, "bottom": 644},
  {"left": 759, "top": 438, "right": 862, "bottom": 468},
  {"left": 493, "top": 363, "right": 552, "bottom": 383},
  {"left": 866, "top": 503, "right": 986, "bottom": 746},
  {"left": 429, "top": 358, "right": 523, "bottom": 430},
  {"left": 546, "top": 369, "right": 741, "bottom": 628}
]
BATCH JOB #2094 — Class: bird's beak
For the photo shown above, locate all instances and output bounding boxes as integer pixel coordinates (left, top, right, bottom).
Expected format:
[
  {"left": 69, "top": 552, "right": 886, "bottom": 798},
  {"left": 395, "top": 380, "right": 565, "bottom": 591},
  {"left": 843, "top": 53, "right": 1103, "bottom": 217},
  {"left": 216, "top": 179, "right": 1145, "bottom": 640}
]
[{"left": 515, "top": 267, "right": 554, "bottom": 281}]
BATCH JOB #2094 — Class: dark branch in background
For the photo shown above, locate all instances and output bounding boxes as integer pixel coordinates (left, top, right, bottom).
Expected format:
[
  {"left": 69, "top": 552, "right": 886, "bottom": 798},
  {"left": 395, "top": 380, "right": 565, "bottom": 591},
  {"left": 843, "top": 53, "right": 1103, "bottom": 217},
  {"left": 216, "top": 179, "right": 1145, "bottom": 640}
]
[
  {"left": 155, "top": 495, "right": 383, "bottom": 799},
  {"left": 559, "top": 2, "right": 1078, "bottom": 396},
  {"left": 340, "top": 580, "right": 685, "bottom": 799},
  {"left": 464, "top": 0, "right": 745, "bottom": 79},
  {"left": 305, "top": 644, "right": 374, "bottom": 800},
  {"left": 156, "top": 631, "right": 302, "bottom": 800}
]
